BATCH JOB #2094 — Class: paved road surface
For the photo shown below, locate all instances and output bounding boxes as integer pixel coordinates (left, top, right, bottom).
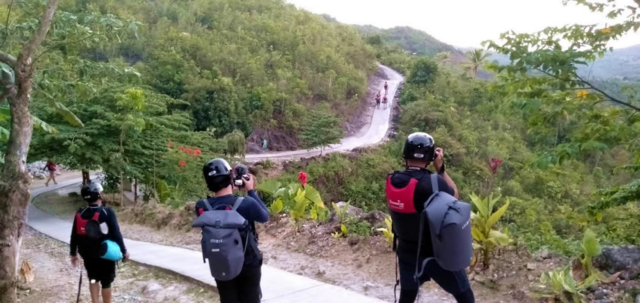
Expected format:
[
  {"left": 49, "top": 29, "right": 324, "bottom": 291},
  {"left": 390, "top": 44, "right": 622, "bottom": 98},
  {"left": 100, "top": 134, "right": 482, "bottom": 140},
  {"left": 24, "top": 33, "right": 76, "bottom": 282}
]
[
  {"left": 27, "top": 179, "right": 388, "bottom": 303},
  {"left": 246, "top": 64, "right": 403, "bottom": 161}
]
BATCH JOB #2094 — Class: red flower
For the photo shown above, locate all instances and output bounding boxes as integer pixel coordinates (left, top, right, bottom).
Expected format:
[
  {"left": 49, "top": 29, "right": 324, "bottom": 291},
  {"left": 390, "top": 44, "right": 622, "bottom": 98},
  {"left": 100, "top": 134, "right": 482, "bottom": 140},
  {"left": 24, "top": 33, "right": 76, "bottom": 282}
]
[
  {"left": 185, "top": 148, "right": 194, "bottom": 155},
  {"left": 488, "top": 158, "right": 503, "bottom": 175},
  {"left": 298, "top": 172, "right": 308, "bottom": 187},
  {"left": 167, "top": 141, "right": 174, "bottom": 148},
  {"left": 178, "top": 145, "right": 185, "bottom": 151},
  {"left": 178, "top": 160, "right": 187, "bottom": 168},
  {"left": 194, "top": 149, "right": 202, "bottom": 156}
]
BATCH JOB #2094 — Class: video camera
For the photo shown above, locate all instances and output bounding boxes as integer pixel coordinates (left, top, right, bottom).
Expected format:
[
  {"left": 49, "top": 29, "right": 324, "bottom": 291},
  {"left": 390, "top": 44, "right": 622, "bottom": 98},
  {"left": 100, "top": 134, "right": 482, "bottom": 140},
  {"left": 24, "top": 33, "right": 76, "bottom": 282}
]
[{"left": 233, "top": 164, "right": 250, "bottom": 188}]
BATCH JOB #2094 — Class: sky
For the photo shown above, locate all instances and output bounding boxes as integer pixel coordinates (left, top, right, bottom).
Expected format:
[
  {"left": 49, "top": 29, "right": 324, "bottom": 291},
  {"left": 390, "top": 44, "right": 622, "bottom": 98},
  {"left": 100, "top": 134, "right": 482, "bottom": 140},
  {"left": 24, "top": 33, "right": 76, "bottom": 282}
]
[{"left": 286, "top": 0, "right": 640, "bottom": 50}]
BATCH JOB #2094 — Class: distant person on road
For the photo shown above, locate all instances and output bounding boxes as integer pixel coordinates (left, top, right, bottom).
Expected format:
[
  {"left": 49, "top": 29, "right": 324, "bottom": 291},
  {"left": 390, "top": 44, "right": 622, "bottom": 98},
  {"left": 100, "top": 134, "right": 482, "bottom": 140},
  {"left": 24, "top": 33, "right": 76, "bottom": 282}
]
[
  {"left": 70, "top": 182, "right": 129, "bottom": 303},
  {"left": 383, "top": 95, "right": 388, "bottom": 109},
  {"left": 384, "top": 81, "right": 389, "bottom": 93},
  {"left": 195, "top": 159, "right": 269, "bottom": 303},
  {"left": 44, "top": 159, "right": 58, "bottom": 186},
  {"left": 375, "top": 92, "right": 381, "bottom": 108},
  {"left": 385, "top": 133, "right": 474, "bottom": 303}
]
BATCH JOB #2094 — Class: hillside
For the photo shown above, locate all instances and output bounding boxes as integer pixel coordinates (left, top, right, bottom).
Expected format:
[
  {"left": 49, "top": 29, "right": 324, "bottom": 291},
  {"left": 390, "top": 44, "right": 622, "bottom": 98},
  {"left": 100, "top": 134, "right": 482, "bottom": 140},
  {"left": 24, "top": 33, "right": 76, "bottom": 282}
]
[
  {"left": 356, "top": 25, "right": 463, "bottom": 57},
  {"left": 45, "top": 0, "right": 377, "bottom": 142}
]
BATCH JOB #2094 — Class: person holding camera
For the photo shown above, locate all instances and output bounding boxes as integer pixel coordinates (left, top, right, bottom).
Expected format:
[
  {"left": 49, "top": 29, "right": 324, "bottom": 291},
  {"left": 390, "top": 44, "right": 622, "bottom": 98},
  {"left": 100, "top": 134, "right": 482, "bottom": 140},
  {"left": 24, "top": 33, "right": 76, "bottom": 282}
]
[
  {"left": 195, "top": 159, "right": 268, "bottom": 303},
  {"left": 386, "top": 132, "right": 474, "bottom": 303}
]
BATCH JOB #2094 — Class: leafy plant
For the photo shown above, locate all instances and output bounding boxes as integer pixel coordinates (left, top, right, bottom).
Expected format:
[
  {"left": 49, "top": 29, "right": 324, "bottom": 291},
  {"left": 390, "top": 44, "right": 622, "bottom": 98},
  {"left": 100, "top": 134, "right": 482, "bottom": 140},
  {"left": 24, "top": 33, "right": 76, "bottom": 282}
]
[
  {"left": 376, "top": 215, "right": 394, "bottom": 244},
  {"left": 574, "top": 228, "right": 606, "bottom": 282},
  {"left": 470, "top": 193, "right": 512, "bottom": 268},
  {"left": 333, "top": 202, "right": 349, "bottom": 223},
  {"left": 269, "top": 197, "right": 285, "bottom": 215},
  {"left": 346, "top": 219, "right": 372, "bottom": 237},
  {"left": 533, "top": 266, "right": 597, "bottom": 303},
  {"left": 332, "top": 224, "right": 348, "bottom": 238},
  {"left": 309, "top": 203, "right": 330, "bottom": 223}
]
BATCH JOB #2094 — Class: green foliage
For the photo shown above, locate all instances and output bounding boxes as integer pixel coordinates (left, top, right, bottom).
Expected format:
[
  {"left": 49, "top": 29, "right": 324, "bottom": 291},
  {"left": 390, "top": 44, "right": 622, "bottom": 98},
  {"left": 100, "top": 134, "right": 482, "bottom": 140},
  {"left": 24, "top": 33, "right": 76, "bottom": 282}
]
[
  {"left": 258, "top": 179, "right": 327, "bottom": 227},
  {"left": 464, "top": 49, "right": 489, "bottom": 78},
  {"left": 225, "top": 130, "right": 246, "bottom": 158},
  {"left": 469, "top": 194, "right": 512, "bottom": 267},
  {"left": 533, "top": 266, "right": 597, "bottom": 303},
  {"left": 376, "top": 215, "right": 394, "bottom": 244},
  {"left": 345, "top": 219, "right": 371, "bottom": 237},
  {"left": 407, "top": 58, "right": 438, "bottom": 87},
  {"left": 357, "top": 26, "right": 461, "bottom": 57},
  {"left": 299, "top": 108, "right": 344, "bottom": 155},
  {"left": 579, "top": 229, "right": 605, "bottom": 281},
  {"left": 332, "top": 224, "right": 348, "bottom": 239},
  {"left": 332, "top": 202, "right": 349, "bottom": 223}
]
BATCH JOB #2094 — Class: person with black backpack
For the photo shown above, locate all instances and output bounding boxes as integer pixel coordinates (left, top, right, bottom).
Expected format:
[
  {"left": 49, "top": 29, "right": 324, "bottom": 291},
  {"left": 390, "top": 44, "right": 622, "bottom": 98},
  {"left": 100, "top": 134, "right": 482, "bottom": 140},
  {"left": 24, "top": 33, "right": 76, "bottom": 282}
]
[
  {"left": 70, "top": 182, "right": 129, "bottom": 303},
  {"left": 193, "top": 159, "right": 268, "bottom": 303},
  {"left": 386, "top": 132, "right": 474, "bottom": 303}
]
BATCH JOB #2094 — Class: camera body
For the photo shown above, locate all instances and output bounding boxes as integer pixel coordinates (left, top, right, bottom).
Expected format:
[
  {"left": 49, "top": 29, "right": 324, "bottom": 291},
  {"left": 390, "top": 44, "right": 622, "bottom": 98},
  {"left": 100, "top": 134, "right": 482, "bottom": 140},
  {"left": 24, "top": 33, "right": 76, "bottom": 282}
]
[{"left": 233, "top": 164, "right": 250, "bottom": 188}]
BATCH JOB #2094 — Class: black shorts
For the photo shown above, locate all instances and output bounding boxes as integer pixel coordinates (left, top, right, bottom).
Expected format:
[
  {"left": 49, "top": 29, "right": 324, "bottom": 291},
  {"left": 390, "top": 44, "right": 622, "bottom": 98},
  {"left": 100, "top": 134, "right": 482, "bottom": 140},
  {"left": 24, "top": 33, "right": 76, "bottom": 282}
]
[
  {"left": 83, "top": 257, "right": 116, "bottom": 289},
  {"left": 397, "top": 253, "right": 471, "bottom": 295}
]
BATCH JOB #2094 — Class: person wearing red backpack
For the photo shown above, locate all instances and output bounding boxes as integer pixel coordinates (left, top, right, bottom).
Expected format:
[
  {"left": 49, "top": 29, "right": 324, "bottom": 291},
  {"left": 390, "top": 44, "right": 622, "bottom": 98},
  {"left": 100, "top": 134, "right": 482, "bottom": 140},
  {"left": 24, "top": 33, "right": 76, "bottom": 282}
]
[
  {"left": 70, "top": 182, "right": 129, "bottom": 303},
  {"left": 44, "top": 159, "right": 58, "bottom": 186},
  {"left": 386, "top": 133, "right": 474, "bottom": 303}
]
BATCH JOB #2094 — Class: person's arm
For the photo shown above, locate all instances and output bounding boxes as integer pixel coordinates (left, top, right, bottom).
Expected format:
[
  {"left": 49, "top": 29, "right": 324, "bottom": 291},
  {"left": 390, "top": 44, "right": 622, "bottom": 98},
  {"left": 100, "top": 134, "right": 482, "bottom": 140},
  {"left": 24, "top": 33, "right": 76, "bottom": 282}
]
[
  {"left": 243, "top": 175, "right": 269, "bottom": 223},
  {"left": 433, "top": 147, "right": 459, "bottom": 199},
  {"left": 70, "top": 214, "right": 78, "bottom": 256},
  {"left": 105, "top": 209, "right": 127, "bottom": 255}
]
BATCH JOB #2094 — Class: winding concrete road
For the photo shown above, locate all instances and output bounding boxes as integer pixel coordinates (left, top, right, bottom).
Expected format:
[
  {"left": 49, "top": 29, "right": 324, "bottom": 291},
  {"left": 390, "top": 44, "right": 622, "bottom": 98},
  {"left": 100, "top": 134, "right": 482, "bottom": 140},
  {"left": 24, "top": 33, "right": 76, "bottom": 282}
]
[{"left": 246, "top": 65, "right": 404, "bottom": 161}]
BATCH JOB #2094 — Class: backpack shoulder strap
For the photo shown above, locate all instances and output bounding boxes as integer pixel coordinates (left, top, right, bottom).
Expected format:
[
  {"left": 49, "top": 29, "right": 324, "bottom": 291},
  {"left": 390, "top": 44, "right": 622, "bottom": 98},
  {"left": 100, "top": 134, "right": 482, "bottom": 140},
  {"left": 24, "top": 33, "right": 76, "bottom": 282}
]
[
  {"left": 232, "top": 197, "right": 244, "bottom": 211},
  {"left": 431, "top": 174, "right": 439, "bottom": 193},
  {"left": 203, "top": 199, "right": 214, "bottom": 211}
]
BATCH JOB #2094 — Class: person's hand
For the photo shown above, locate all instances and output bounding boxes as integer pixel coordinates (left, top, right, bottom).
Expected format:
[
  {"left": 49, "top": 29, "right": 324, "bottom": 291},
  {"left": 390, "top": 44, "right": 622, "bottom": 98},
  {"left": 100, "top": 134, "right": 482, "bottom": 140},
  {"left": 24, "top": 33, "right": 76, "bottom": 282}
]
[
  {"left": 123, "top": 252, "right": 130, "bottom": 262},
  {"left": 71, "top": 255, "right": 79, "bottom": 267},
  {"left": 433, "top": 147, "right": 444, "bottom": 172},
  {"left": 243, "top": 174, "right": 256, "bottom": 191}
]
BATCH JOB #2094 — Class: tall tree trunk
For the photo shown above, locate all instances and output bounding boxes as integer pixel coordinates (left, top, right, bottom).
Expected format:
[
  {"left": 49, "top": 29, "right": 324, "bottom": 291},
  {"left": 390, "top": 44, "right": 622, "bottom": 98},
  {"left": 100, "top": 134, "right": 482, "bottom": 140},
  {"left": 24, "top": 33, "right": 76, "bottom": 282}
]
[
  {"left": 0, "top": 2, "right": 59, "bottom": 302},
  {"left": 82, "top": 170, "right": 90, "bottom": 185}
]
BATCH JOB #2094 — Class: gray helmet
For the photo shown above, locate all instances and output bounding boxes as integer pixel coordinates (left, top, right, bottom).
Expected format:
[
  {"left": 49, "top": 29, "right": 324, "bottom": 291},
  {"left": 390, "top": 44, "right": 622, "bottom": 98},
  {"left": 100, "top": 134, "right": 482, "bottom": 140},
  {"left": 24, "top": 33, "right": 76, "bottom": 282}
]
[{"left": 81, "top": 182, "right": 103, "bottom": 203}]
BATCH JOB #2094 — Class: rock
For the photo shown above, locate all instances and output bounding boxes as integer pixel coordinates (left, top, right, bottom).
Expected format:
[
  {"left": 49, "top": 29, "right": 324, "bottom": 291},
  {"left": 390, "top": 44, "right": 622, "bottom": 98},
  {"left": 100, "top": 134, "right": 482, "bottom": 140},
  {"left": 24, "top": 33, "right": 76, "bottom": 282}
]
[
  {"left": 636, "top": 294, "right": 640, "bottom": 303},
  {"left": 622, "top": 266, "right": 640, "bottom": 281},
  {"left": 363, "top": 282, "right": 376, "bottom": 290},
  {"left": 142, "top": 282, "right": 163, "bottom": 294},
  {"left": 358, "top": 211, "right": 387, "bottom": 227},
  {"left": 34, "top": 173, "right": 46, "bottom": 180},
  {"left": 595, "top": 246, "right": 640, "bottom": 274},
  {"left": 527, "top": 274, "right": 536, "bottom": 282},
  {"left": 183, "top": 202, "right": 196, "bottom": 213},
  {"left": 595, "top": 289, "right": 607, "bottom": 300},
  {"left": 534, "top": 249, "right": 551, "bottom": 261},
  {"left": 347, "top": 236, "right": 360, "bottom": 246},
  {"left": 526, "top": 263, "right": 536, "bottom": 270},
  {"left": 335, "top": 202, "right": 363, "bottom": 217}
]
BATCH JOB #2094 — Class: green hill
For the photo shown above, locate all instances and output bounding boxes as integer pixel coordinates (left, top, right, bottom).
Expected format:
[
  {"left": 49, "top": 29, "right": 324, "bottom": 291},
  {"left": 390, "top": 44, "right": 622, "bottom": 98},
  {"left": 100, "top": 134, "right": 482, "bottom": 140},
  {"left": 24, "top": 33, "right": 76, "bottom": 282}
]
[
  {"left": 356, "top": 25, "right": 463, "bottom": 57},
  {"left": 52, "top": 0, "right": 377, "bottom": 140}
]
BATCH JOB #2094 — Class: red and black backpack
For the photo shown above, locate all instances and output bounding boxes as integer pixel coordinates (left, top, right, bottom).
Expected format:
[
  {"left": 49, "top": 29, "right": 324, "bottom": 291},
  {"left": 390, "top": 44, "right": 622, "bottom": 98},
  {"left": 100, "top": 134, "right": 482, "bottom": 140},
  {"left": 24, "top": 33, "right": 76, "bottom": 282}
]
[{"left": 75, "top": 208, "right": 105, "bottom": 241}]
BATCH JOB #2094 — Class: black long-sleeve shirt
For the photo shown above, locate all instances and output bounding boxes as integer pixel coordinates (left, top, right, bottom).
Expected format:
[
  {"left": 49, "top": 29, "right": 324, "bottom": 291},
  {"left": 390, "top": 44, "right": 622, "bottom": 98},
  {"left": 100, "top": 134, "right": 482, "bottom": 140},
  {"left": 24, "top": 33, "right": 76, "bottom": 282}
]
[{"left": 70, "top": 205, "right": 127, "bottom": 258}]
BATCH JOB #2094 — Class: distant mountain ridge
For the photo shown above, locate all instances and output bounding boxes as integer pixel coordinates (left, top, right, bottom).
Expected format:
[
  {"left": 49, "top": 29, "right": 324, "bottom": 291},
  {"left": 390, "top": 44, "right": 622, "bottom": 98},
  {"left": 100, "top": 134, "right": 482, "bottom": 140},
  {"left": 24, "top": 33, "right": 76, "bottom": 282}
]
[
  {"left": 484, "top": 45, "right": 640, "bottom": 81},
  {"left": 355, "top": 25, "right": 463, "bottom": 57}
]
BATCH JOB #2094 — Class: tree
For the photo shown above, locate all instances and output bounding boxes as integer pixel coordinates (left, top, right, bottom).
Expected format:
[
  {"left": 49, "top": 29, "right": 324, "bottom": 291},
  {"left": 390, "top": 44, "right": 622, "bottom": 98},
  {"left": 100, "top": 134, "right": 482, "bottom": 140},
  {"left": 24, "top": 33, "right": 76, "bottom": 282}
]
[
  {"left": 484, "top": 0, "right": 640, "bottom": 209},
  {"left": 0, "top": 1, "right": 59, "bottom": 302},
  {"left": 434, "top": 51, "right": 452, "bottom": 67},
  {"left": 299, "top": 109, "right": 344, "bottom": 155},
  {"left": 465, "top": 49, "right": 489, "bottom": 78},
  {"left": 407, "top": 58, "right": 439, "bottom": 87},
  {"left": 225, "top": 130, "right": 246, "bottom": 158}
]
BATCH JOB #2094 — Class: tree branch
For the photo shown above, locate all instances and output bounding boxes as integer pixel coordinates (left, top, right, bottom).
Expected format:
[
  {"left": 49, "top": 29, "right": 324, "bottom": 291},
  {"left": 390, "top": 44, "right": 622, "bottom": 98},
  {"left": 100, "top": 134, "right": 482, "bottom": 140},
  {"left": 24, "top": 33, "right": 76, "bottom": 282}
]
[
  {"left": 0, "top": 51, "right": 17, "bottom": 67},
  {"left": 0, "top": 0, "right": 15, "bottom": 50},
  {"left": 574, "top": 73, "right": 640, "bottom": 112},
  {"left": 19, "top": 0, "right": 59, "bottom": 61}
]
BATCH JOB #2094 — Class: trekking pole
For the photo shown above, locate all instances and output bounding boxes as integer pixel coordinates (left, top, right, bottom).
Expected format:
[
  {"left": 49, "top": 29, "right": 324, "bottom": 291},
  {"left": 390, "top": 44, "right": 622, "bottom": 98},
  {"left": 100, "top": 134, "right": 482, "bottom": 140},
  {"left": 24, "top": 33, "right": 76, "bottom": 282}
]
[{"left": 76, "top": 267, "right": 83, "bottom": 303}]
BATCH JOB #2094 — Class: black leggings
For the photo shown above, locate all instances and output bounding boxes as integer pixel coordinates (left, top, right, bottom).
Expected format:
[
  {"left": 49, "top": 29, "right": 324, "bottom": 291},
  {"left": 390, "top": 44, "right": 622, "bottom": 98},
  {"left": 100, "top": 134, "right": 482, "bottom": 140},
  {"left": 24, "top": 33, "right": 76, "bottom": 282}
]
[
  {"left": 215, "top": 265, "right": 262, "bottom": 303},
  {"left": 397, "top": 255, "right": 474, "bottom": 303}
]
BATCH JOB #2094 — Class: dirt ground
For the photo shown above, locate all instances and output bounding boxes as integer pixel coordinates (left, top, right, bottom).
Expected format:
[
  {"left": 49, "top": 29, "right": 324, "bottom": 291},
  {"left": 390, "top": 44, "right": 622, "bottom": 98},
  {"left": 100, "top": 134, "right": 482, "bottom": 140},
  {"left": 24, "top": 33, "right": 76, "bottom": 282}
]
[
  {"left": 31, "top": 189, "right": 566, "bottom": 303},
  {"left": 18, "top": 228, "right": 219, "bottom": 303}
]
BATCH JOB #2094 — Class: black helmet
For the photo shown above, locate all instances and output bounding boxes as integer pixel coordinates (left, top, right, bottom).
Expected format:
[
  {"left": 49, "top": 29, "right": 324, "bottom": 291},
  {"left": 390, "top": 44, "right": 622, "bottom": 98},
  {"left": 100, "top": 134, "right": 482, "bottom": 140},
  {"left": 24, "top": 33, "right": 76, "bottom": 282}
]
[
  {"left": 81, "top": 182, "right": 103, "bottom": 203},
  {"left": 203, "top": 158, "right": 232, "bottom": 192},
  {"left": 403, "top": 132, "right": 435, "bottom": 161}
]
